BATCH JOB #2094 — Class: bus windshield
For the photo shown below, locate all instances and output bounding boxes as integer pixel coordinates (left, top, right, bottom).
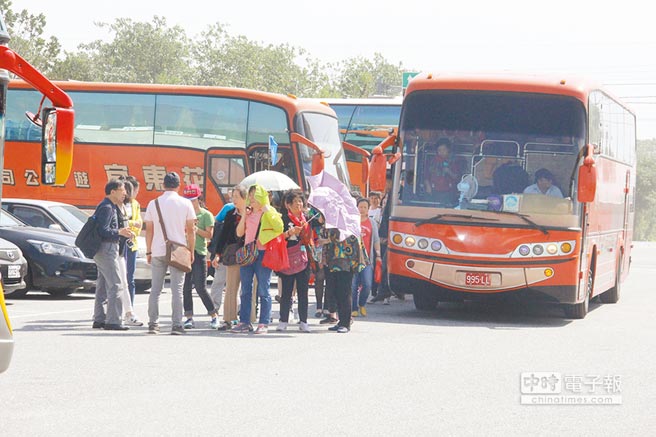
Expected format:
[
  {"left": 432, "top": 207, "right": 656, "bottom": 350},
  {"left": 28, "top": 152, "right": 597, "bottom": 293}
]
[
  {"left": 397, "top": 90, "right": 586, "bottom": 226},
  {"left": 297, "top": 111, "right": 350, "bottom": 187}
]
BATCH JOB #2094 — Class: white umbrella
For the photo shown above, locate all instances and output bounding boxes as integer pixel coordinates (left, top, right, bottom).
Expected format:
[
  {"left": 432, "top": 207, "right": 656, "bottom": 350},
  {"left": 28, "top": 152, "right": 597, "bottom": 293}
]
[{"left": 240, "top": 170, "right": 300, "bottom": 191}]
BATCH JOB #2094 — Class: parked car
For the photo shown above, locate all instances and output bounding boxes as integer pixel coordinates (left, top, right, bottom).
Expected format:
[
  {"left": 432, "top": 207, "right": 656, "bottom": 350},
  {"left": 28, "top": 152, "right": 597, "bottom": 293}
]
[
  {"left": 0, "top": 210, "right": 96, "bottom": 297},
  {"left": 2, "top": 198, "right": 151, "bottom": 292},
  {"left": 0, "top": 237, "right": 28, "bottom": 296}
]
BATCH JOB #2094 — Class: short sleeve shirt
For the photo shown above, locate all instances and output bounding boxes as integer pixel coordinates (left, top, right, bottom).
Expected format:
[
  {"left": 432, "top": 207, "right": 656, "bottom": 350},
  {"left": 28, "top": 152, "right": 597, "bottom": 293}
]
[
  {"left": 194, "top": 207, "right": 214, "bottom": 255},
  {"left": 144, "top": 191, "right": 196, "bottom": 257}
]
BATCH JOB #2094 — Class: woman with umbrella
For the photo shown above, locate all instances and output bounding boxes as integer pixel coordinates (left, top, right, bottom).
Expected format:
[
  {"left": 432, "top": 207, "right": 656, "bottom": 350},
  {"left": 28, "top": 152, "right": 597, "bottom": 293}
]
[{"left": 231, "top": 184, "right": 283, "bottom": 334}]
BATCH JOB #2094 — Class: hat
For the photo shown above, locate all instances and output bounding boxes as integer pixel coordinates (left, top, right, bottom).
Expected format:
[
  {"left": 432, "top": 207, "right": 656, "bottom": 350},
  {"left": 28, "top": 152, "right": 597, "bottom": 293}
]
[
  {"left": 183, "top": 183, "right": 201, "bottom": 200},
  {"left": 163, "top": 172, "right": 180, "bottom": 188}
]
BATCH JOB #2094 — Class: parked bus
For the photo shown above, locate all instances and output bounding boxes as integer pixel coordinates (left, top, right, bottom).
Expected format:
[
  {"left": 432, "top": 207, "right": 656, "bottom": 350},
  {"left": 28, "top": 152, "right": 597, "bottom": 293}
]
[
  {"left": 369, "top": 73, "right": 635, "bottom": 318},
  {"left": 1, "top": 14, "right": 75, "bottom": 372},
  {"left": 4, "top": 82, "right": 351, "bottom": 212},
  {"left": 323, "top": 98, "right": 401, "bottom": 193}
]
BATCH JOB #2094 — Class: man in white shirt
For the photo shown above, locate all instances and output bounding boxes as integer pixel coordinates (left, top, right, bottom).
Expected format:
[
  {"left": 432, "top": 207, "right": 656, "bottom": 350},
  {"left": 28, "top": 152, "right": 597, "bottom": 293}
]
[
  {"left": 523, "top": 168, "right": 563, "bottom": 198},
  {"left": 144, "top": 172, "right": 196, "bottom": 335}
]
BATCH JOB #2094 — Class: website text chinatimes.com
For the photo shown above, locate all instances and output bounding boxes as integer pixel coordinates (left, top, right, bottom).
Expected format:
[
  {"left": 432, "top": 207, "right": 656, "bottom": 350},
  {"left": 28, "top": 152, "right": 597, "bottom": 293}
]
[{"left": 520, "top": 372, "right": 622, "bottom": 406}]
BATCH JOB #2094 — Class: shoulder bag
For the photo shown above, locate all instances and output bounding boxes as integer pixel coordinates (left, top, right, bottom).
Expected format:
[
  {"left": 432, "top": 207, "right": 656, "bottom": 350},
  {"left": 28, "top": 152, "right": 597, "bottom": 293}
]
[
  {"left": 155, "top": 199, "right": 192, "bottom": 273},
  {"left": 75, "top": 215, "right": 103, "bottom": 258},
  {"left": 236, "top": 222, "right": 261, "bottom": 266}
]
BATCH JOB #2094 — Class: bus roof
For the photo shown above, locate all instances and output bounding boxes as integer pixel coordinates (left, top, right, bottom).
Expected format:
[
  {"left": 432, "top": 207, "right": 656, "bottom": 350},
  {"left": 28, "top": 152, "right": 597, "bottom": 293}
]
[
  {"left": 404, "top": 72, "right": 636, "bottom": 111},
  {"left": 9, "top": 80, "right": 336, "bottom": 118}
]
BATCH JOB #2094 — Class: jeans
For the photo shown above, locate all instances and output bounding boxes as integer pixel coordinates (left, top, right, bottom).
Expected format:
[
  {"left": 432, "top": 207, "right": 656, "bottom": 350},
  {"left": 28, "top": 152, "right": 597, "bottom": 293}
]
[
  {"left": 183, "top": 252, "right": 216, "bottom": 317},
  {"left": 279, "top": 267, "right": 309, "bottom": 323},
  {"left": 239, "top": 251, "right": 272, "bottom": 325},
  {"left": 125, "top": 247, "right": 137, "bottom": 304},
  {"left": 93, "top": 242, "right": 123, "bottom": 326},
  {"left": 326, "top": 270, "right": 353, "bottom": 329},
  {"left": 148, "top": 256, "right": 185, "bottom": 328},
  {"left": 352, "top": 264, "right": 373, "bottom": 310}
]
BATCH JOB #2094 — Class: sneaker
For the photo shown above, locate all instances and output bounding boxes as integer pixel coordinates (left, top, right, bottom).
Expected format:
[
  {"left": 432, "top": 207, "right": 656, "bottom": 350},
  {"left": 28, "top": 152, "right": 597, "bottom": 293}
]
[
  {"left": 125, "top": 315, "right": 144, "bottom": 327},
  {"left": 337, "top": 326, "right": 350, "bottom": 333},
  {"left": 217, "top": 321, "right": 231, "bottom": 331},
  {"left": 147, "top": 323, "right": 160, "bottom": 334},
  {"left": 103, "top": 323, "right": 129, "bottom": 331},
  {"left": 231, "top": 322, "right": 252, "bottom": 333},
  {"left": 319, "top": 316, "right": 338, "bottom": 325},
  {"left": 359, "top": 306, "right": 367, "bottom": 317},
  {"left": 210, "top": 317, "right": 219, "bottom": 330},
  {"left": 351, "top": 310, "right": 359, "bottom": 318},
  {"left": 276, "top": 322, "right": 288, "bottom": 332},
  {"left": 299, "top": 322, "right": 310, "bottom": 332},
  {"left": 328, "top": 324, "right": 341, "bottom": 331},
  {"left": 92, "top": 321, "right": 105, "bottom": 329},
  {"left": 383, "top": 298, "right": 390, "bottom": 305},
  {"left": 183, "top": 318, "right": 194, "bottom": 329},
  {"left": 171, "top": 325, "right": 185, "bottom": 335},
  {"left": 254, "top": 324, "right": 268, "bottom": 334}
]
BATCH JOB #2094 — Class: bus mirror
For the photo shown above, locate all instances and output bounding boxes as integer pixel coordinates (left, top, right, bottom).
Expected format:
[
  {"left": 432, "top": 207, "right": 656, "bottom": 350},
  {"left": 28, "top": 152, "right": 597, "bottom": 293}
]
[
  {"left": 577, "top": 145, "right": 597, "bottom": 203},
  {"left": 311, "top": 152, "right": 325, "bottom": 175},
  {"left": 41, "top": 107, "right": 74, "bottom": 185},
  {"left": 369, "top": 146, "right": 387, "bottom": 192}
]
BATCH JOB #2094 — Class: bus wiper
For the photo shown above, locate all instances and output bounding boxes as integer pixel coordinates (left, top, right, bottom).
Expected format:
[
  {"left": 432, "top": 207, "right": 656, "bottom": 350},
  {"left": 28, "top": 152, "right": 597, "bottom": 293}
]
[
  {"left": 491, "top": 210, "right": 550, "bottom": 235},
  {"left": 415, "top": 213, "right": 499, "bottom": 227}
]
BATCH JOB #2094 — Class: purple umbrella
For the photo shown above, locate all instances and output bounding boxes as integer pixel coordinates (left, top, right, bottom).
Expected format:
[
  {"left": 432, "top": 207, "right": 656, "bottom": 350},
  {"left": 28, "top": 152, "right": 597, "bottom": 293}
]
[{"left": 307, "top": 171, "right": 360, "bottom": 240}]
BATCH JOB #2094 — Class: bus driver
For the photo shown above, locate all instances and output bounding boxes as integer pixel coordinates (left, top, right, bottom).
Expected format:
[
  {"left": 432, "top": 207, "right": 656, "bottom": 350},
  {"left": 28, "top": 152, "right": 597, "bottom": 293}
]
[{"left": 523, "top": 168, "right": 563, "bottom": 198}]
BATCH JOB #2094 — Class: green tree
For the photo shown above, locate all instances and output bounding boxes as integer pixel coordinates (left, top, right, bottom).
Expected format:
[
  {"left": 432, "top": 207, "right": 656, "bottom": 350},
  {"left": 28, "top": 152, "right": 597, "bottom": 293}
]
[
  {"left": 635, "top": 139, "right": 656, "bottom": 241},
  {"left": 190, "top": 23, "right": 332, "bottom": 96},
  {"left": 1, "top": 0, "right": 61, "bottom": 74},
  {"left": 52, "top": 16, "right": 192, "bottom": 83},
  {"left": 334, "top": 53, "right": 403, "bottom": 98}
]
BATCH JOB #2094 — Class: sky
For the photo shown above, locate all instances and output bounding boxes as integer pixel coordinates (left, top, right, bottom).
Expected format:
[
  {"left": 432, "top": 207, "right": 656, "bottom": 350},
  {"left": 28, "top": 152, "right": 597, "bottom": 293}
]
[{"left": 9, "top": 0, "right": 656, "bottom": 139}]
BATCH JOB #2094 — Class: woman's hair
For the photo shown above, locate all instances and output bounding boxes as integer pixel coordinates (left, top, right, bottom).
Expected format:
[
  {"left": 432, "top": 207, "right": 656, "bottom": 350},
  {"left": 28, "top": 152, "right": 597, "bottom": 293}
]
[
  {"left": 232, "top": 184, "right": 247, "bottom": 200},
  {"left": 280, "top": 189, "right": 305, "bottom": 215},
  {"left": 357, "top": 197, "right": 370, "bottom": 207},
  {"left": 123, "top": 180, "right": 133, "bottom": 204},
  {"left": 126, "top": 175, "right": 140, "bottom": 190}
]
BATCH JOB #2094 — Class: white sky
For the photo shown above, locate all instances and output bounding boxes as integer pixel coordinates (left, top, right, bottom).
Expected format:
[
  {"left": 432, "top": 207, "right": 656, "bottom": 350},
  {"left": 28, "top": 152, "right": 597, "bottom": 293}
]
[{"left": 10, "top": 0, "right": 656, "bottom": 139}]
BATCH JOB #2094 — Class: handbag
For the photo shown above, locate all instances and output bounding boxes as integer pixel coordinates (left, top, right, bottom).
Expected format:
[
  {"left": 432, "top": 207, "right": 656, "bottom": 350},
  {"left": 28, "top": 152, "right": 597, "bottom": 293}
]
[
  {"left": 75, "top": 215, "right": 103, "bottom": 258},
  {"left": 278, "top": 243, "right": 308, "bottom": 276},
  {"left": 220, "top": 242, "right": 239, "bottom": 266},
  {"left": 236, "top": 222, "right": 261, "bottom": 267},
  {"left": 155, "top": 199, "right": 192, "bottom": 273},
  {"left": 262, "top": 234, "right": 289, "bottom": 271}
]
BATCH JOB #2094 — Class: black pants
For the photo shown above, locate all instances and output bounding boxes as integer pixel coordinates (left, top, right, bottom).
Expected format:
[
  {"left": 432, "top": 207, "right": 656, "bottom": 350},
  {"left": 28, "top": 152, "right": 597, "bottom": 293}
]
[
  {"left": 314, "top": 266, "right": 326, "bottom": 310},
  {"left": 326, "top": 270, "right": 353, "bottom": 328},
  {"left": 279, "top": 267, "right": 310, "bottom": 323},
  {"left": 183, "top": 252, "right": 216, "bottom": 317}
]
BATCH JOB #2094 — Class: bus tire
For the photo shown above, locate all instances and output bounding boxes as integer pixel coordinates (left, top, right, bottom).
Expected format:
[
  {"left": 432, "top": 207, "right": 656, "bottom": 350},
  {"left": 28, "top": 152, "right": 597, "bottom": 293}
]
[
  {"left": 599, "top": 255, "right": 622, "bottom": 304},
  {"left": 564, "top": 260, "right": 593, "bottom": 319},
  {"left": 413, "top": 290, "right": 438, "bottom": 311}
]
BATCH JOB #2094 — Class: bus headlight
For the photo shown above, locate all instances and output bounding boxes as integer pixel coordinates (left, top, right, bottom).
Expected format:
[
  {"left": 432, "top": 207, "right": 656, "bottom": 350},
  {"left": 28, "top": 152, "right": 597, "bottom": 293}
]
[
  {"left": 417, "top": 239, "right": 429, "bottom": 249},
  {"left": 518, "top": 245, "right": 530, "bottom": 256},
  {"left": 546, "top": 244, "right": 558, "bottom": 255},
  {"left": 392, "top": 234, "right": 403, "bottom": 245},
  {"left": 430, "top": 241, "right": 442, "bottom": 252},
  {"left": 532, "top": 245, "right": 544, "bottom": 255},
  {"left": 405, "top": 236, "right": 416, "bottom": 247},
  {"left": 560, "top": 242, "right": 572, "bottom": 254}
]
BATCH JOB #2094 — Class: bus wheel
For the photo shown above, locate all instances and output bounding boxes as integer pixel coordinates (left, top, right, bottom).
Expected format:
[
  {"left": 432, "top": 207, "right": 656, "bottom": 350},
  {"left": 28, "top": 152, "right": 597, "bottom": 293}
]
[
  {"left": 600, "top": 255, "right": 622, "bottom": 304},
  {"left": 413, "top": 290, "right": 438, "bottom": 311},
  {"left": 564, "top": 262, "right": 593, "bottom": 319}
]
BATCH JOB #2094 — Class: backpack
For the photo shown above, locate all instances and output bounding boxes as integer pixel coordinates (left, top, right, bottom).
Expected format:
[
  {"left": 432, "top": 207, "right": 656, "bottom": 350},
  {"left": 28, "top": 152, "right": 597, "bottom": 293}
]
[{"left": 75, "top": 215, "right": 103, "bottom": 258}]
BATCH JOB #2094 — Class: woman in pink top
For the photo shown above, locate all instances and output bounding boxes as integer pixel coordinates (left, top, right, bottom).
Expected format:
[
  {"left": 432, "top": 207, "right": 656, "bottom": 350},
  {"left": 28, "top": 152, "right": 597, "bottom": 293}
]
[{"left": 231, "top": 184, "right": 283, "bottom": 334}]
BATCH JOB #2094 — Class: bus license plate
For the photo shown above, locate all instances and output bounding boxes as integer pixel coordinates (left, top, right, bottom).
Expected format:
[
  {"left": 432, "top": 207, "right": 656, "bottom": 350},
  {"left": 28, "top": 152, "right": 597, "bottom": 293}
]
[
  {"left": 465, "top": 272, "right": 491, "bottom": 287},
  {"left": 8, "top": 265, "right": 21, "bottom": 278}
]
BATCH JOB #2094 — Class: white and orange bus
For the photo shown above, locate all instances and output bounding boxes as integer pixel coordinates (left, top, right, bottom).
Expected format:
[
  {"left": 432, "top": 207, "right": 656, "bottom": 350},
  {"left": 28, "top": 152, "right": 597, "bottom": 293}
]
[
  {"left": 1, "top": 15, "right": 75, "bottom": 372},
  {"left": 5, "top": 82, "right": 351, "bottom": 213},
  {"left": 323, "top": 98, "right": 401, "bottom": 193},
  {"left": 370, "top": 73, "right": 636, "bottom": 318}
]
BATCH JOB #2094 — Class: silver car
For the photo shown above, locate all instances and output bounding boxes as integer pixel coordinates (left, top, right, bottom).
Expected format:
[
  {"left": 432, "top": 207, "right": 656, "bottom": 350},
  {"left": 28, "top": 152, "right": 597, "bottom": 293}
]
[
  {"left": 0, "top": 236, "right": 28, "bottom": 296},
  {"left": 1, "top": 198, "right": 151, "bottom": 292}
]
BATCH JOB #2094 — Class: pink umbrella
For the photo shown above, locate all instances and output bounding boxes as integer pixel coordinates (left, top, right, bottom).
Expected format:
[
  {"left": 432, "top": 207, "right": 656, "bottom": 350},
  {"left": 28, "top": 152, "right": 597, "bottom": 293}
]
[{"left": 307, "top": 171, "right": 360, "bottom": 240}]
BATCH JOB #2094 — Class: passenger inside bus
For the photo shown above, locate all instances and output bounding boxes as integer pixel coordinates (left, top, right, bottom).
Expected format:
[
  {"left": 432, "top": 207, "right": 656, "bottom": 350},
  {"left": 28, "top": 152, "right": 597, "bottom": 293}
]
[
  {"left": 492, "top": 162, "right": 529, "bottom": 195},
  {"left": 523, "top": 168, "right": 563, "bottom": 198},
  {"left": 423, "top": 138, "right": 464, "bottom": 204}
]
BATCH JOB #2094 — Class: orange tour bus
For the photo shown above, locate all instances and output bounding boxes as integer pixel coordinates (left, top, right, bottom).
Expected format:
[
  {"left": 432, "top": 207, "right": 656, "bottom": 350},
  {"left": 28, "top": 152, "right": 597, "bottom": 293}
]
[
  {"left": 1, "top": 14, "right": 75, "bottom": 372},
  {"left": 4, "top": 82, "right": 351, "bottom": 213},
  {"left": 369, "top": 73, "right": 636, "bottom": 318},
  {"left": 323, "top": 98, "right": 401, "bottom": 193}
]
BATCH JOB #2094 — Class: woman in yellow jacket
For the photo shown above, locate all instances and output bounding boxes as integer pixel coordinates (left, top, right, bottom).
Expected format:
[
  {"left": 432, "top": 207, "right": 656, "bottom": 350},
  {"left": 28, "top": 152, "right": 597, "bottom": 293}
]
[{"left": 125, "top": 176, "right": 143, "bottom": 306}]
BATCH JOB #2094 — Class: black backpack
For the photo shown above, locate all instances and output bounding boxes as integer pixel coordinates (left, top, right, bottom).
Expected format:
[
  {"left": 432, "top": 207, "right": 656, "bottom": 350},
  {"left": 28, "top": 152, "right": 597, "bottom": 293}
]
[{"left": 75, "top": 215, "right": 103, "bottom": 258}]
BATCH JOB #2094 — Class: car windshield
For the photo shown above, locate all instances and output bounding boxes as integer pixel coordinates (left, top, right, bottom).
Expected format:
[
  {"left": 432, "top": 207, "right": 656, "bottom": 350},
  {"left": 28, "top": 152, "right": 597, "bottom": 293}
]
[
  {"left": 396, "top": 90, "right": 586, "bottom": 227},
  {"left": 0, "top": 210, "right": 27, "bottom": 227},
  {"left": 50, "top": 205, "right": 89, "bottom": 233}
]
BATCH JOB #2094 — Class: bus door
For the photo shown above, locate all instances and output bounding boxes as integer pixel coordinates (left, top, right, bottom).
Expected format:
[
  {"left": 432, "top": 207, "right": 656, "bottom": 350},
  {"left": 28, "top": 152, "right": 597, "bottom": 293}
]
[
  {"left": 246, "top": 143, "right": 302, "bottom": 188},
  {"left": 205, "top": 148, "right": 250, "bottom": 213}
]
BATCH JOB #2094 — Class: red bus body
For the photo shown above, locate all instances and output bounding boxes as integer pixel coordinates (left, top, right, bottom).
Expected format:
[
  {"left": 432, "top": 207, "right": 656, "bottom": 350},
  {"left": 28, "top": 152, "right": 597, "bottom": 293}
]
[{"left": 384, "top": 73, "right": 635, "bottom": 318}]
